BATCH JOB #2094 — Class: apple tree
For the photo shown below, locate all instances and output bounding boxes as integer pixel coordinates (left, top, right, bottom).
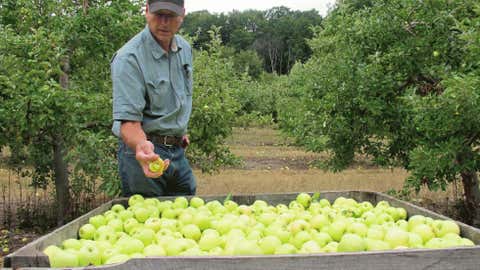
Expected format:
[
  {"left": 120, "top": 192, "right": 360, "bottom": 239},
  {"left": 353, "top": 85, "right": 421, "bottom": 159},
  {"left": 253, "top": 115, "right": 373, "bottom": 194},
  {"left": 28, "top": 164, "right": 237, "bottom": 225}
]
[{"left": 279, "top": 0, "right": 480, "bottom": 225}]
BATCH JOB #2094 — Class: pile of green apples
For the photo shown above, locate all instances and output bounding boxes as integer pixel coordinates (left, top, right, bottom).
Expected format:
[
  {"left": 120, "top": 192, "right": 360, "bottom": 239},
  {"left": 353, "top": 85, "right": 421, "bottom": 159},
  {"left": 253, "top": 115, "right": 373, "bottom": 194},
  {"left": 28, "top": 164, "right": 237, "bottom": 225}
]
[{"left": 43, "top": 193, "right": 476, "bottom": 267}]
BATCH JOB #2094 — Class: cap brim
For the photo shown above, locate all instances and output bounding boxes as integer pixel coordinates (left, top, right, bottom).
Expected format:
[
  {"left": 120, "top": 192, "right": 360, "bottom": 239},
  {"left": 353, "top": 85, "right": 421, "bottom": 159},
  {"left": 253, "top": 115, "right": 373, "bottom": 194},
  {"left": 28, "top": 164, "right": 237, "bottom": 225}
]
[{"left": 149, "top": 2, "right": 184, "bottom": 16}]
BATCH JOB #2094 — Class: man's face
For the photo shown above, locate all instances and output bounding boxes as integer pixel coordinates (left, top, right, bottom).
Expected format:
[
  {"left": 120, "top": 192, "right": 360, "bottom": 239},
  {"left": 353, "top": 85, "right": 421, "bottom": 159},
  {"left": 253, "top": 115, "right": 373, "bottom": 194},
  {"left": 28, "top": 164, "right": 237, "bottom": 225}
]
[{"left": 146, "top": 5, "right": 184, "bottom": 45}]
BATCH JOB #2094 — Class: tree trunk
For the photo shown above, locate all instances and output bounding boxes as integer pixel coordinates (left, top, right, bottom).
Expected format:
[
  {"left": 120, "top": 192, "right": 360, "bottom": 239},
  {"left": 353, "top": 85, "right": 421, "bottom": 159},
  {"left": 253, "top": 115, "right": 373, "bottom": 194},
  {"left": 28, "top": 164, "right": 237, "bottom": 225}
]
[
  {"left": 53, "top": 136, "right": 70, "bottom": 226},
  {"left": 460, "top": 171, "right": 480, "bottom": 227},
  {"left": 53, "top": 56, "right": 72, "bottom": 226}
]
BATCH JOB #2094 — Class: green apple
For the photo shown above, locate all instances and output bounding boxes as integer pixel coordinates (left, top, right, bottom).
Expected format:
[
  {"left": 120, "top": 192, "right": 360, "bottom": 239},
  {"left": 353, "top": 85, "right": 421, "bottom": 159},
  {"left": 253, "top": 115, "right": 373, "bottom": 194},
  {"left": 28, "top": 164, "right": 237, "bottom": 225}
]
[
  {"left": 299, "top": 240, "right": 322, "bottom": 254},
  {"left": 396, "top": 207, "right": 407, "bottom": 220},
  {"left": 107, "top": 218, "right": 124, "bottom": 232},
  {"left": 361, "top": 211, "right": 377, "bottom": 226},
  {"left": 288, "top": 201, "right": 305, "bottom": 211},
  {"left": 296, "top": 193, "right": 312, "bottom": 208},
  {"left": 264, "top": 224, "right": 291, "bottom": 244},
  {"left": 190, "top": 197, "right": 205, "bottom": 208},
  {"left": 459, "top": 238, "right": 475, "bottom": 246},
  {"left": 104, "top": 254, "right": 130, "bottom": 265},
  {"left": 181, "top": 224, "right": 202, "bottom": 241},
  {"left": 365, "top": 239, "right": 390, "bottom": 251},
  {"left": 111, "top": 203, "right": 126, "bottom": 213},
  {"left": 396, "top": 220, "right": 408, "bottom": 231},
  {"left": 346, "top": 222, "right": 368, "bottom": 237},
  {"left": 311, "top": 231, "right": 332, "bottom": 247},
  {"left": 132, "top": 227, "right": 156, "bottom": 246},
  {"left": 410, "top": 224, "right": 435, "bottom": 243},
  {"left": 178, "top": 211, "right": 194, "bottom": 225},
  {"left": 408, "top": 232, "right": 424, "bottom": 248},
  {"left": 337, "top": 233, "right": 366, "bottom": 252},
  {"left": 276, "top": 203, "right": 289, "bottom": 212},
  {"left": 258, "top": 235, "right": 282, "bottom": 254},
  {"left": 157, "top": 200, "right": 173, "bottom": 213},
  {"left": 148, "top": 158, "right": 164, "bottom": 173},
  {"left": 310, "top": 214, "right": 330, "bottom": 230},
  {"left": 144, "top": 198, "right": 159, "bottom": 206},
  {"left": 134, "top": 207, "right": 152, "bottom": 223},
  {"left": 62, "top": 238, "right": 82, "bottom": 250},
  {"left": 237, "top": 204, "right": 252, "bottom": 215},
  {"left": 375, "top": 200, "right": 390, "bottom": 209},
  {"left": 318, "top": 199, "right": 331, "bottom": 208},
  {"left": 322, "top": 241, "right": 338, "bottom": 253},
  {"left": 143, "top": 244, "right": 166, "bottom": 256},
  {"left": 128, "top": 194, "right": 145, "bottom": 207},
  {"left": 326, "top": 220, "right": 347, "bottom": 241},
  {"left": 123, "top": 218, "right": 141, "bottom": 234},
  {"left": 101, "top": 247, "right": 120, "bottom": 264},
  {"left": 247, "top": 229, "right": 263, "bottom": 241},
  {"left": 104, "top": 212, "right": 120, "bottom": 222},
  {"left": 159, "top": 218, "right": 179, "bottom": 232},
  {"left": 192, "top": 212, "right": 212, "bottom": 231},
  {"left": 78, "top": 223, "right": 96, "bottom": 240},
  {"left": 376, "top": 213, "right": 394, "bottom": 225},
  {"left": 433, "top": 220, "right": 460, "bottom": 237},
  {"left": 408, "top": 215, "right": 426, "bottom": 231},
  {"left": 384, "top": 228, "right": 409, "bottom": 248},
  {"left": 232, "top": 239, "right": 263, "bottom": 255},
  {"left": 224, "top": 200, "right": 238, "bottom": 212},
  {"left": 165, "top": 238, "right": 190, "bottom": 256},
  {"left": 116, "top": 236, "right": 144, "bottom": 254},
  {"left": 366, "top": 225, "right": 385, "bottom": 240},
  {"left": 94, "top": 226, "right": 118, "bottom": 244},
  {"left": 199, "top": 230, "right": 223, "bottom": 251},
  {"left": 78, "top": 243, "right": 101, "bottom": 266},
  {"left": 257, "top": 212, "right": 277, "bottom": 226},
  {"left": 47, "top": 248, "right": 79, "bottom": 268},
  {"left": 173, "top": 196, "right": 189, "bottom": 209},
  {"left": 118, "top": 209, "right": 134, "bottom": 221},
  {"left": 89, "top": 215, "right": 107, "bottom": 229},
  {"left": 290, "top": 230, "right": 311, "bottom": 249},
  {"left": 425, "top": 237, "right": 447, "bottom": 249},
  {"left": 144, "top": 217, "right": 162, "bottom": 232},
  {"left": 288, "top": 219, "right": 310, "bottom": 234},
  {"left": 274, "top": 243, "right": 297, "bottom": 254},
  {"left": 161, "top": 208, "right": 179, "bottom": 219}
]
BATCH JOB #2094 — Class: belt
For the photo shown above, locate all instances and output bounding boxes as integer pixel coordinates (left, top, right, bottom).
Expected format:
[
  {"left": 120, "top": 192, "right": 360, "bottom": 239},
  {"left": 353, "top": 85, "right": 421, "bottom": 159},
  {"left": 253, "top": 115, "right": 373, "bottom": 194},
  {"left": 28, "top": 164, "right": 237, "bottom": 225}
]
[{"left": 147, "top": 134, "right": 183, "bottom": 147}]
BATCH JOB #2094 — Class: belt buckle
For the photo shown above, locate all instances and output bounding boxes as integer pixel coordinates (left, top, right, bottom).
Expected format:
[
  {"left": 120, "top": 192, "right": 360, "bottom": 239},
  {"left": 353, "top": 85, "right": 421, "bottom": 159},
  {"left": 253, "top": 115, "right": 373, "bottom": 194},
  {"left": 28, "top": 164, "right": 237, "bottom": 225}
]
[{"left": 163, "top": 136, "right": 173, "bottom": 147}]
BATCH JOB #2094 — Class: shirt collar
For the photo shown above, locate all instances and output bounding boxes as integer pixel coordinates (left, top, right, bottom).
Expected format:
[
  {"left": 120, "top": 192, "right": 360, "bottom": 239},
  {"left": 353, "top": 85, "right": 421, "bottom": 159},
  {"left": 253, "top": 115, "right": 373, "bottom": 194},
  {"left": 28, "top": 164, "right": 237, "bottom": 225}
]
[{"left": 144, "top": 26, "right": 182, "bottom": 60}]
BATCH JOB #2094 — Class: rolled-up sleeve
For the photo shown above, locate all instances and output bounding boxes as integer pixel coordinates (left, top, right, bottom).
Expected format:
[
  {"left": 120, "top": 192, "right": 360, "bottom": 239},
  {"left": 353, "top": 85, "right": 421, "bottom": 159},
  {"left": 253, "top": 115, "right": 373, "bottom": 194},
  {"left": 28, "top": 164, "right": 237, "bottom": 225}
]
[{"left": 112, "top": 55, "right": 145, "bottom": 122}]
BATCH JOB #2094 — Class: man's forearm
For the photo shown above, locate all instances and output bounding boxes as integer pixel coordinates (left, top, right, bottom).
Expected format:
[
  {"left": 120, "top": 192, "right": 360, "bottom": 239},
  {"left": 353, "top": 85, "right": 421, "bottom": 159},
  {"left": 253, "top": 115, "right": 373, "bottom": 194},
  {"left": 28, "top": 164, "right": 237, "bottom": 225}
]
[{"left": 120, "top": 121, "right": 148, "bottom": 151}]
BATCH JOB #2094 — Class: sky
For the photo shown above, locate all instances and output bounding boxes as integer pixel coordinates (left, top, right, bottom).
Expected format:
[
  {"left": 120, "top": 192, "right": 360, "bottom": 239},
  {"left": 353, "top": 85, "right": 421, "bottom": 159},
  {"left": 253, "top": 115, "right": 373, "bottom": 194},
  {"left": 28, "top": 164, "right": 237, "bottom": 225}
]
[{"left": 185, "top": 0, "right": 337, "bottom": 17}]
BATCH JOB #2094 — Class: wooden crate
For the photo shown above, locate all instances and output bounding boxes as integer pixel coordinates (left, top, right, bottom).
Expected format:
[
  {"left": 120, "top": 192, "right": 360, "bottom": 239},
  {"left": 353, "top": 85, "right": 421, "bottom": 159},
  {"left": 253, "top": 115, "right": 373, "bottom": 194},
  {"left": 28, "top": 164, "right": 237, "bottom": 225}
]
[{"left": 4, "top": 191, "right": 480, "bottom": 270}]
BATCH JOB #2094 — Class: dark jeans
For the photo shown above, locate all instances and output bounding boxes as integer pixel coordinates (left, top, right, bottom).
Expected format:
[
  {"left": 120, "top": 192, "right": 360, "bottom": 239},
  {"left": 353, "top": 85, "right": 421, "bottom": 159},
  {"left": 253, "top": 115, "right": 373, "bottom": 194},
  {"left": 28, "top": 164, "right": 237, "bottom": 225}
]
[{"left": 118, "top": 140, "right": 196, "bottom": 197}]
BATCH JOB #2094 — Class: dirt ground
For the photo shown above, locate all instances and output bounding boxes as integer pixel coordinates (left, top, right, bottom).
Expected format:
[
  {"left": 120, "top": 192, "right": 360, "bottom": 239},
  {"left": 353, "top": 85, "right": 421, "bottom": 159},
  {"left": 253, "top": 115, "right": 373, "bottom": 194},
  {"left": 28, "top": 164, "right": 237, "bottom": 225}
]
[
  {"left": 0, "top": 127, "right": 466, "bottom": 264},
  {"left": 195, "top": 127, "right": 460, "bottom": 204}
]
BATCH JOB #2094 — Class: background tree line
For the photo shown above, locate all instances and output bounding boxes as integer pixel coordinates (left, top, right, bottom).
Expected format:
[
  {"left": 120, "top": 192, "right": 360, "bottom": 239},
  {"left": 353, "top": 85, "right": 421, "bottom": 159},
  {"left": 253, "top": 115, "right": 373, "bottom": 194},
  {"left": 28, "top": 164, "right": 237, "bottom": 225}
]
[{"left": 182, "top": 7, "right": 323, "bottom": 76}]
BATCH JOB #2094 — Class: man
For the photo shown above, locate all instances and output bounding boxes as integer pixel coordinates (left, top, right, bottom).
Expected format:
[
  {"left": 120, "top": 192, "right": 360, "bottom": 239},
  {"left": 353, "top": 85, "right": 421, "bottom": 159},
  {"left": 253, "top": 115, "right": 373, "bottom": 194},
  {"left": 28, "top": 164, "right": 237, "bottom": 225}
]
[{"left": 111, "top": 0, "right": 196, "bottom": 197}]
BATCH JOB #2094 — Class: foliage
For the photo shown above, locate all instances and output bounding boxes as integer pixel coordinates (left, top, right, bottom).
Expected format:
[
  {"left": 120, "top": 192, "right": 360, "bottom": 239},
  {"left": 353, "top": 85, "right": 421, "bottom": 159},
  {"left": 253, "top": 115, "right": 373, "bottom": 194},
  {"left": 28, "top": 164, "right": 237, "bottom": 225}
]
[{"left": 188, "top": 28, "right": 243, "bottom": 171}]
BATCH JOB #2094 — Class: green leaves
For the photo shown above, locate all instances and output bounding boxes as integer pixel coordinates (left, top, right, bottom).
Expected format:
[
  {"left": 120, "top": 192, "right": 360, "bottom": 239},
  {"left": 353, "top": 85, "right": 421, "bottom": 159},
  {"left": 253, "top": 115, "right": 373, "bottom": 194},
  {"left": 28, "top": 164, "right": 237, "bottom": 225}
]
[{"left": 279, "top": 0, "right": 480, "bottom": 197}]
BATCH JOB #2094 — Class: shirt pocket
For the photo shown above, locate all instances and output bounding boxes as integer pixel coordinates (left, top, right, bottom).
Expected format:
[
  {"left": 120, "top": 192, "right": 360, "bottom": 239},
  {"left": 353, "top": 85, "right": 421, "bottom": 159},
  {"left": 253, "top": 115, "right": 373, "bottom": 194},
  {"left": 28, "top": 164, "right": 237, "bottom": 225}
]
[
  {"left": 146, "top": 77, "right": 170, "bottom": 112},
  {"left": 182, "top": 64, "right": 193, "bottom": 96}
]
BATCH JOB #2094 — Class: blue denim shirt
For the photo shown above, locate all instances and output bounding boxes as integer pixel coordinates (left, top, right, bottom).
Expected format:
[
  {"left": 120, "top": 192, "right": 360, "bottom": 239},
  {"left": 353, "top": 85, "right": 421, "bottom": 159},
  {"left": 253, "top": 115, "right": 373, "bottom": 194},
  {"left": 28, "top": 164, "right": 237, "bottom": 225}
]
[{"left": 111, "top": 26, "right": 193, "bottom": 137}]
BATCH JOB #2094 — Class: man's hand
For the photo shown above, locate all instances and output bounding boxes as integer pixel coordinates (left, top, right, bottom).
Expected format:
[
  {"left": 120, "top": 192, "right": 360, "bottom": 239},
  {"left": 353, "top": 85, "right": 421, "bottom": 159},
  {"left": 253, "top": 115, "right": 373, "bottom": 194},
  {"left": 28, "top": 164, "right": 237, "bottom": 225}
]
[
  {"left": 135, "top": 140, "right": 170, "bottom": 178},
  {"left": 181, "top": 134, "right": 190, "bottom": 148}
]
